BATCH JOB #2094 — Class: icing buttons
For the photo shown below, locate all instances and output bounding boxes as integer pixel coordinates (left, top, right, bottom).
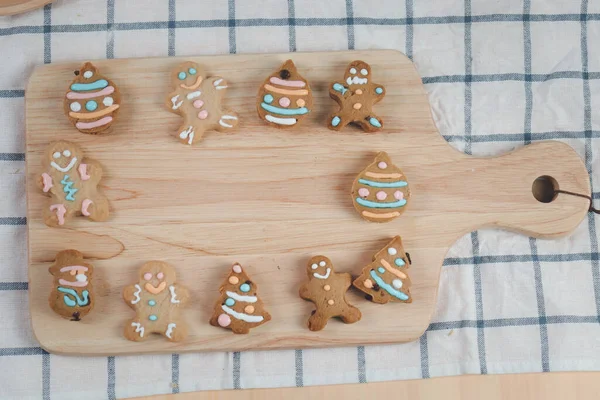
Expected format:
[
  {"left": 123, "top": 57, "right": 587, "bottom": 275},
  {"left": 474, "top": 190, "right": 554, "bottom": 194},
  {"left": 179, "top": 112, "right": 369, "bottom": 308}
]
[
  {"left": 83, "top": 70, "right": 93, "bottom": 79},
  {"left": 85, "top": 100, "right": 98, "bottom": 111},
  {"left": 70, "top": 102, "right": 81, "bottom": 112},
  {"left": 388, "top": 247, "right": 397, "bottom": 255},
  {"left": 240, "top": 283, "right": 250, "bottom": 293}
]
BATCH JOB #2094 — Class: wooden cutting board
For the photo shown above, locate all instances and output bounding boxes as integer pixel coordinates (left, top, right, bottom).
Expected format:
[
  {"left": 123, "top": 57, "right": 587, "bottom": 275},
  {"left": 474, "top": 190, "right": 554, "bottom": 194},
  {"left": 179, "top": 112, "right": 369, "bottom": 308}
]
[
  {"left": 0, "top": 0, "right": 52, "bottom": 16},
  {"left": 25, "top": 50, "right": 591, "bottom": 356}
]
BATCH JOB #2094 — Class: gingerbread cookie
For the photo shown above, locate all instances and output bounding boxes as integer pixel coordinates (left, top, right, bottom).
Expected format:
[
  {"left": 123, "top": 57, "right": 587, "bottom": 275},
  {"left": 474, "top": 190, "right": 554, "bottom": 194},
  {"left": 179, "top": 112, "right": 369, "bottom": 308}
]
[
  {"left": 353, "top": 236, "right": 412, "bottom": 304},
  {"left": 123, "top": 261, "right": 190, "bottom": 342},
  {"left": 49, "top": 250, "right": 94, "bottom": 321},
  {"left": 38, "top": 141, "right": 109, "bottom": 227},
  {"left": 257, "top": 59, "right": 312, "bottom": 128},
  {"left": 299, "top": 256, "right": 361, "bottom": 331},
  {"left": 64, "top": 62, "right": 121, "bottom": 134},
  {"left": 328, "top": 60, "right": 385, "bottom": 132},
  {"left": 166, "top": 61, "right": 239, "bottom": 145},
  {"left": 351, "top": 152, "right": 410, "bottom": 222},
  {"left": 210, "top": 263, "right": 271, "bottom": 334}
]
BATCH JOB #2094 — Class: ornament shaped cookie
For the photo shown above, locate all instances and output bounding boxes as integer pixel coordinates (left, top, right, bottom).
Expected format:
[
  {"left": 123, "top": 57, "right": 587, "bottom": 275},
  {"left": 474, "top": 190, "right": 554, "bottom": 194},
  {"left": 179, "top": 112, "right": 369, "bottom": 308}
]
[
  {"left": 49, "top": 250, "right": 94, "bottom": 321},
  {"left": 123, "top": 261, "right": 190, "bottom": 342},
  {"left": 351, "top": 152, "right": 410, "bottom": 222},
  {"left": 299, "top": 256, "right": 361, "bottom": 331},
  {"left": 353, "top": 236, "right": 412, "bottom": 304},
  {"left": 257, "top": 59, "right": 313, "bottom": 128},
  {"left": 64, "top": 62, "right": 121, "bottom": 134},
  {"left": 210, "top": 263, "right": 271, "bottom": 334},
  {"left": 166, "top": 61, "right": 239, "bottom": 145},
  {"left": 38, "top": 141, "right": 109, "bottom": 227},
  {"left": 328, "top": 60, "right": 385, "bottom": 132}
]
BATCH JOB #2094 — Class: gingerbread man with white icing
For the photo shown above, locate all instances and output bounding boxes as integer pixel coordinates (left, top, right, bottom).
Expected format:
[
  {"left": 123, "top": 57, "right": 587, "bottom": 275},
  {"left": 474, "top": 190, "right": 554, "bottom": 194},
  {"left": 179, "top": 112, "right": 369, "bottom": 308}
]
[
  {"left": 165, "top": 61, "right": 239, "bottom": 145},
  {"left": 328, "top": 60, "right": 386, "bottom": 132},
  {"left": 123, "top": 261, "right": 190, "bottom": 342},
  {"left": 299, "top": 256, "right": 361, "bottom": 331},
  {"left": 38, "top": 141, "right": 109, "bottom": 227}
]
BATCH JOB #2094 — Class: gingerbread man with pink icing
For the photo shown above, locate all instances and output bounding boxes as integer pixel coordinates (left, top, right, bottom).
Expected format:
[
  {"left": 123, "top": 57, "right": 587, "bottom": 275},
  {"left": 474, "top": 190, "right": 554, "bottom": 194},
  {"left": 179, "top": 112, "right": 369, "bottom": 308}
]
[
  {"left": 38, "top": 141, "right": 109, "bottom": 227},
  {"left": 166, "top": 61, "right": 239, "bottom": 145}
]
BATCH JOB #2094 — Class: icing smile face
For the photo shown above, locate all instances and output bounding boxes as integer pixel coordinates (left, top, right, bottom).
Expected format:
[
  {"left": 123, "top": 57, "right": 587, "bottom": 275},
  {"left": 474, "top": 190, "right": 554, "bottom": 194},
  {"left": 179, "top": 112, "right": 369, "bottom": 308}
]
[
  {"left": 57, "top": 265, "right": 90, "bottom": 287},
  {"left": 46, "top": 141, "right": 81, "bottom": 173},
  {"left": 139, "top": 261, "right": 176, "bottom": 294},
  {"left": 344, "top": 61, "right": 370, "bottom": 86},
  {"left": 173, "top": 62, "right": 203, "bottom": 91},
  {"left": 308, "top": 256, "right": 332, "bottom": 280}
]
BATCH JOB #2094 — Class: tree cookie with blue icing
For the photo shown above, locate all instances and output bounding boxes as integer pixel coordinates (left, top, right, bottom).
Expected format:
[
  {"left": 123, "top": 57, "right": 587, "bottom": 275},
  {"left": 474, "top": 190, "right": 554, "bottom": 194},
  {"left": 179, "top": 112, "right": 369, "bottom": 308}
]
[
  {"left": 351, "top": 151, "right": 410, "bottom": 223},
  {"left": 123, "top": 261, "right": 190, "bottom": 342},
  {"left": 328, "top": 60, "right": 386, "bottom": 132},
  {"left": 257, "top": 59, "right": 313, "bottom": 128},
  {"left": 353, "top": 236, "right": 413, "bottom": 304},
  {"left": 49, "top": 250, "right": 95, "bottom": 321},
  {"left": 64, "top": 62, "right": 121, "bottom": 134}
]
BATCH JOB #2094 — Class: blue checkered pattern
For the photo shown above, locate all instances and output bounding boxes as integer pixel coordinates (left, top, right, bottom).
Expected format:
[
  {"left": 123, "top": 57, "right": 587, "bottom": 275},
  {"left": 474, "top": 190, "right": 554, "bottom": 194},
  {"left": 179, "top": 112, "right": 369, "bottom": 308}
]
[{"left": 1, "top": 0, "right": 600, "bottom": 398}]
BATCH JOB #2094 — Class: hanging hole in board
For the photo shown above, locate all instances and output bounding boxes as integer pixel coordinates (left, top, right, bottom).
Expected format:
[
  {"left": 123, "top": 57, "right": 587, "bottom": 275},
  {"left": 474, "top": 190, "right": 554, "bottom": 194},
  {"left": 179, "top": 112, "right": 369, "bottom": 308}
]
[{"left": 532, "top": 175, "right": 559, "bottom": 203}]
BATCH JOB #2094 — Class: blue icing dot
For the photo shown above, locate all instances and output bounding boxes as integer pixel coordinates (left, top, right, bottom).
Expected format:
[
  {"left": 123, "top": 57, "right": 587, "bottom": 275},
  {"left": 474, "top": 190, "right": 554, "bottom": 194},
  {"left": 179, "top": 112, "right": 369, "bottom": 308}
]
[
  {"left": 149, "top": 314, "right": 158, "bottom": 321},
  {"left": 263, "top": 94, "right": 274, "bottom": 104},
  {"left": 225, "top": 298, "right": 235, "bottom": 307},
  {"left": 85, "top": 100, "right": 97, "bottom": 111},
  {"left": 178, "top": 71, "right": 186, "bottom": 80},
  {"left": 369, "top": 117, "right": 382, "bottom": 128},
  {"left": 378, "top": 267, "right": 386, "bottom": 274},
  {"left": 375, "top": 87, "right": 383, "bottom": 94},
  {"left": 148, "top": 300, "right": 156, "bottom": 306},
  {"left": 395, "top": 258, "right": 405, "bottom": 267},
  {"left": 240, "top": 283, "right": 250, "bottom": 293},
  {"left": 331, "top": 116, "right": 341, "bottom": 127},
  {"left": 188, "top": 68, "right": 196, "bottom": 75}
]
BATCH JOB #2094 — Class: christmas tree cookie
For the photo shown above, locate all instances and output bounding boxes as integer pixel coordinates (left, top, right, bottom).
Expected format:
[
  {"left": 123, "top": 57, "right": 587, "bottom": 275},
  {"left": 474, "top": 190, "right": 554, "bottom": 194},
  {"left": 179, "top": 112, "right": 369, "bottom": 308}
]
[
  {"left": 210, "top": 263, "right": 271, "bottom": 334},
  {"left": 353, "top": 236, "right": 412, "bottom": 304}
]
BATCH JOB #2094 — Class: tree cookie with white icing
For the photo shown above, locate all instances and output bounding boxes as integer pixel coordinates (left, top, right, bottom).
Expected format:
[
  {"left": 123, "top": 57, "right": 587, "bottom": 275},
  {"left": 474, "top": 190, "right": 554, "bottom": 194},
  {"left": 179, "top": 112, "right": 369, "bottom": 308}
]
[
  {"left": 64, "top": 62, "right": 121, "bottom": 134},
  {"left": 299, "top": 256, "right": 361, "bottom": 331},
  {"left": 49, "top": 249, "right": 94, "bottom": 321},
  {"left": 123, "top": 261, "right": 190, "bottom": 342}
]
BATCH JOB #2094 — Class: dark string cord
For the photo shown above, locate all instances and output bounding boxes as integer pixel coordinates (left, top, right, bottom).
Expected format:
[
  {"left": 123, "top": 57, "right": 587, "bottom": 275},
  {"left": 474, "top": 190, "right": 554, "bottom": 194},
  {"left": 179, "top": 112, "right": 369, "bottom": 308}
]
[{"left": 554, "top": 189, "right": 600, "bottom": 214}]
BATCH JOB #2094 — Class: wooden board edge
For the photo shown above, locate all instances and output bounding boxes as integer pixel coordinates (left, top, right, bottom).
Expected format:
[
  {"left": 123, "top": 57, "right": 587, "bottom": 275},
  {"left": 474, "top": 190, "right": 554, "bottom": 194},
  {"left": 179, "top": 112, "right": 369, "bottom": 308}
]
[{"left": 0, "top": 0, "right": 52, "bottom": 16}]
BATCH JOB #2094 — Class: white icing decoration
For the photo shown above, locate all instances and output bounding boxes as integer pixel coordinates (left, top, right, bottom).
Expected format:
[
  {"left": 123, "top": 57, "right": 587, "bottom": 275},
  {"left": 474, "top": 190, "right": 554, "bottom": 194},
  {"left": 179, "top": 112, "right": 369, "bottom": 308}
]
[
  {"left": 360, "top": 68, "right": 368, "bottom": 76},
  {"left": 63, "top": 150, "right": 71, "bottom": 157},
  {"left": 319, "top": 261, "right": 326, "bottom": 267},
  {"left": 311, "top": 263, "right": 318, "bottom": 270},
  {"left": 221, "top": 305, "right": 264, "bottom": 323},
  {"left": 313, "top": 268, "right": 331, "bottom": 280},
  {"left": 51, "top": 157, "right": 77, "bottom": 173},
  {"left": 165, "top": 323, "right": 176, "bottom": 339},
  {"left": 131, "top": 322, "right": 144, "bottom": 337},
  {"left": 349, "top": 68, "right": 357, "bottom": 74},
  {"left": 70, "top": 102, "right": 81, "bottom": 112},
  {"left": 265, "top": 114, "right": 297, "bottom": 125},
  {"left": 131, "top": 284, "right": 142, "bottom": 304},
  {"left": 171, "top": 94, "right": 183, "bottom": 109},
  {"left": 219, "top": 120, "right": 233, "bottom": 128},
  {"left": 388, "top": 247, "right": 397, "bottom": 255},
  {"left": 53, "top": 151, "right": 61, "bottom": 159},
  {"left": 213, "top": 78, "right": 223, "bottom": 86},
  {"left": 346, "top": 76, "right": 368, "bottom": 85},
  {"left": 392, "top": 279, "right": 403, "bottom": 289},
  {"left": 103, "top": 96, "right": 114, "bottom": 107},
  {"left": 83, "top": 70, "right": 93, "bottom": 79},
  {"left": 169, "top": 285, "right": 180, "bottom": 304},
  {"left": 226, "top": 291, "right": 257, "bottom": 303},
  {"left": 186, "top": 91, "right": 201, "bottom": 100},
  {"left": 179, "top": 126, "right": 194, "bottom": 145}
]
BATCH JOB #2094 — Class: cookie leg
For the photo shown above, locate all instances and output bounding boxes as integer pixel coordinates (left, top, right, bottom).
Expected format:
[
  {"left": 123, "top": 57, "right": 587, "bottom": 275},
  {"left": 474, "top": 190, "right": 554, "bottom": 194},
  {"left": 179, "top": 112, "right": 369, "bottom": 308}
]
[
  {"left": 217, "top": 111, "right": 239, "bottom": 130},
  {"left": 328, "top": 113, "right": 351, "bottom": 131},
  {"left": 45, "top": 204, "right": 67, "bottom": 226},
  {"left": 307, "top": 310, "right": 329, "bottom": 331},
  {"left": 124, "top": 319, "right": 147, "bottom": 342},
  {"left": 165, "top": 322, "right": 187, "bottom": 342},
  {"left": 84, "top": 196, "right": 109, "bottom": 222},
  {"left": 339, "top": 305, "right": 362, "bottom": 324},
  {"left": 356, "top": 114, "right": 383, "bottom": 132},
  {"left": 177, "top": 124, "right": 196, "bottom": 145}
]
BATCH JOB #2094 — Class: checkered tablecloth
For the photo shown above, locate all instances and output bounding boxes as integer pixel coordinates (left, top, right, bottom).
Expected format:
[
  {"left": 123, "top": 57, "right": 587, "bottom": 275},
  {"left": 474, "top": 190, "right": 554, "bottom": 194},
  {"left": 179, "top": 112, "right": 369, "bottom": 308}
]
[{"left": 2, "top": 0, "right": 600, "bottom": 399}]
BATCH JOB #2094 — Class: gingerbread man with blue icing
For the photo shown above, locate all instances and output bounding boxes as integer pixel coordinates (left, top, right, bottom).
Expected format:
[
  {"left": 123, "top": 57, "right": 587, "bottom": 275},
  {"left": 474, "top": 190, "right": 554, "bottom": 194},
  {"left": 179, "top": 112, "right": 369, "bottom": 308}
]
[
  {"left": 328, "top": 60, "right": 386, "bottom": 132},
  {"left": 166, "top": 61, "right": 239, "bottom": 145}
]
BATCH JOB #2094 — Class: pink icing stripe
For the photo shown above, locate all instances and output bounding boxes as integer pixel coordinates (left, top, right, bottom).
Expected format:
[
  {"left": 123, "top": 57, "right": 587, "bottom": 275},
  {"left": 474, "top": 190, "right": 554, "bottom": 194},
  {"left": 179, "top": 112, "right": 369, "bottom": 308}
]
[
  {"left": 81, "top": 199, "right": 93, "bottom": 216},
  {"left": 78, "top": 164, "right": 91, "bottom": 180},
  {"left": 269, "top": 77, "right": 306, "bottom": 88},
  {"left": 76, "top": 116, "right": 113, "bottom": 130},
  {"left": 66, "top": 86, "right": 115, "bottom": 99},
  {"left": 42, "top": 173, "right": 53, "bottom": 192},
  {"left": 59, "top": 265, "right": 89, "bottom": 272},
  {"left": 58, "top": 278, "right": 88, "bottom": 287}
]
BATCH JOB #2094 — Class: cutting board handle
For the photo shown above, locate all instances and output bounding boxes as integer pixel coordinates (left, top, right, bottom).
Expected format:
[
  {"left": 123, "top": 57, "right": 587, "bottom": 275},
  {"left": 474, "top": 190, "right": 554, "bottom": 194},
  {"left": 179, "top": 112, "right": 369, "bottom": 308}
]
[{"left": 430, "top": 140, "right": 591, "bottom": 239}]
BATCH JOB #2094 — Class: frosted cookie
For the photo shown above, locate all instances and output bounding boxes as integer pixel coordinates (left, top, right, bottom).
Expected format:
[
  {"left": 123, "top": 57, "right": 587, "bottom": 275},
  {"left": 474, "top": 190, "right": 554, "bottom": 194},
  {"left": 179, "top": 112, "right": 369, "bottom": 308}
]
[
  {"left": 353, "top": 236, "right": 412, "bottom": 304},
  {"left": 38, "top": 141, "right": 109, "bottom": 227},
  {"left": 299, "top": 256, "right": 361, "bottom": 331},
  {"left": 351, "top": 152, "right": 410, "bottom": 222},
  {"left": 257, "top": 60, "right": 313, "bottom": 128},
  {"left": 123, "top": 261, "right": 190, "bottom": 342},
  {"left": 64, "top": 62, "right": 121, "bottom": 134},
  {"left": 49, "top": 250, "right": 94, "bottom": 321},
  {"left": 210, "top": 263, "right": 271, "bottom": 334},
  {"left": 166, "top": 61, "right": 239, "bottom": 145},
  {"left": 328, "top": 60, "right": 386, "bottom": 132}
]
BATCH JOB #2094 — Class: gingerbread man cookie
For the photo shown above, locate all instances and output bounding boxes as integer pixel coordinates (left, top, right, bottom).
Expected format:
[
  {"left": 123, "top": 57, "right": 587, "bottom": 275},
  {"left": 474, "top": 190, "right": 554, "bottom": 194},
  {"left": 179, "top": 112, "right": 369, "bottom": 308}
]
[
  {"left": 328, "top": 60, "right": 386, "bottom": 132},
  {"left": 38, "top": 141, "right": 109, "bottom": 227},
  {"left": 299, "top": 256, "right": 361, "bottom": 331},
  {"left": 210, "top": 263, "right": 271, "bottom": 334},
  {"left": 123, "top": 261, "right": 190, "bottom": 342},
  {"left": 166, "top": 61, "right": 239, "bottom": 145},
  {"left": 353, "top": 236, "right": 413, "bottom": 304},
  {"left": 49, "top": 250, "right": 94, "bottom": 321},
  {"left": 64, "top": 62, "right": 121, "bottom": 134}
]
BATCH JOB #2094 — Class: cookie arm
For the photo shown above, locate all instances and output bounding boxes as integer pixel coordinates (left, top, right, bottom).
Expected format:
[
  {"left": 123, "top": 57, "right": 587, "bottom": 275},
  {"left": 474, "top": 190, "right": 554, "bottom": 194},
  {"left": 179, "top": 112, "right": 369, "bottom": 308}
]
[
  {"left": 122, "top": 284, "right": 138, "bottom": 306},
  {"left": 371, "top": 82, "right": 386, "bottom": 102},
  {"left": 208, "top": 76, "right": 228, "bottom": 91},
  {"left": 299, "top": 283, "right": 312, "bottom": 300},
  {"left": 38, "top": 172, "right": 53, "bottom": 193},
  {"left": 172, "top": 284, "right": 190, "bottom": 305},
  {"left": 166, "top": 90, "right": 184, "bottom": 113},
  {"left": 80, "top": 159, "right": 103, "bottom": 185},
  {"left": 329, "top": 81, "right": 348, "bottom": 102}
]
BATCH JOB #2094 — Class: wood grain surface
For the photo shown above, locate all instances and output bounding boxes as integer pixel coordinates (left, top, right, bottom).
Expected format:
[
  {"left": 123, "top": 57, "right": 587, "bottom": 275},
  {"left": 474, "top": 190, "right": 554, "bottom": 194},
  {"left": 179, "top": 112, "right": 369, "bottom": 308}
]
[
  {"left": 25, "top": 50, "right": 591, "bottom": 356},
  {"left": 0, "top": 0, "right": 51, "bottom": 16}
]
